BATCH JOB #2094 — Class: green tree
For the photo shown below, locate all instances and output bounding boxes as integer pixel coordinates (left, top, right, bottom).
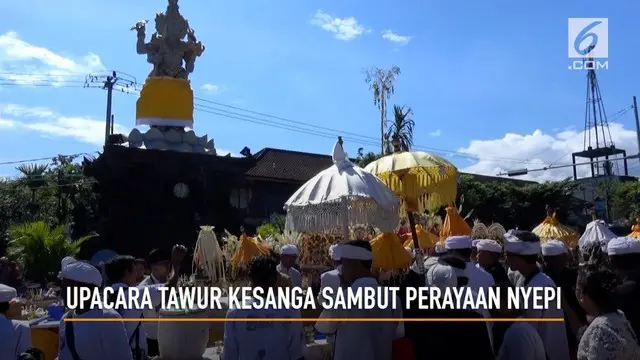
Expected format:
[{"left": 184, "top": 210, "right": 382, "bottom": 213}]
[
  {"left": 6, "top": 221, "right": 94, "bottom": 284},
  {"left": 355, "top": 148, "right": 382, "bottom": 168},
  {"left": 15, "top": 162, "right": 48, "bottom": 215},
  {"left": 387, "top": 105, "right": 415, "bottom": 152},
  {"left": 364, "top": 66, "right": 401, "bottom": 154},
  {"left": 610, "top": 180, "right": 640, "bottom": 220}
]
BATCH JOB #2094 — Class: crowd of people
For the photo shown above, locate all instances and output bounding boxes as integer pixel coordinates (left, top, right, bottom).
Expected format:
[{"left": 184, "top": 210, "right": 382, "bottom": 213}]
[{"left": 1, "top": 229, "right": 640, "bottom": 360}]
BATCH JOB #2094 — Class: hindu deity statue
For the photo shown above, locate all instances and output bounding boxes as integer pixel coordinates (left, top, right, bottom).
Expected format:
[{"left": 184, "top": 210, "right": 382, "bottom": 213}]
[{"left": 132, "top": 0, "right": 205, "bottom": 80}]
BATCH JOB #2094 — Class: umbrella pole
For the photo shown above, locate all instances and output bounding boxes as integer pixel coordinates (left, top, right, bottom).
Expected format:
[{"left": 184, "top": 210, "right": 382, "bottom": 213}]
[
  {"left": 341, "top": 198, "right": 350, "bottom": 243},
  {"left": 407, "top": 212, "right": 425, "bottom": 274}
]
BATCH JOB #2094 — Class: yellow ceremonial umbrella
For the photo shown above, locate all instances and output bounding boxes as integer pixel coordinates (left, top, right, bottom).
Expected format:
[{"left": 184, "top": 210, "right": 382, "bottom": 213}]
[
  {"left": 371, "top": 232, "right": 412, "bottom": 271},
  {"left": 532, "top": 205, "right": 579, "bottom": 247},
  {"left": 364, "top": 138, "right": 458, "bottom": 257},
  {"left": 628, "top": 217, "right": 640, "bottom": 240},
  {"left": 403, "top": 224, "right": 439, "bottom": 249},
  {"left": 230, "top": 230, "right": 271, "bottom": 268},
  {"left": 439, "top": 204, "right": 472, "bottom": 240}
]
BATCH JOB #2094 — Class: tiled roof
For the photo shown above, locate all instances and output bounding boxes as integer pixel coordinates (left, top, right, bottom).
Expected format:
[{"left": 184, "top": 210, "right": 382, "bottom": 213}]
[{"left": 245, "top": 147, "right": 535, "bottom": 185}]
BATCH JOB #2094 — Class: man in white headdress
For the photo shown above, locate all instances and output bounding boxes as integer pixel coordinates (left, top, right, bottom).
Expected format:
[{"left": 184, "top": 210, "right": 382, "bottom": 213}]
[
  {"left": 503, "top": 230, "right": 569, "bottom": 360},
  {"left": 608, "top": 236, "right": 640, "bottom": 344},
  {"left": 445, "top": 235, "right": 495, "bottom": 293},
  {"left": 57, "top": 258, "right": 133, "bottom": 360},
  {"left": 278, "top": 244, "right": 302, "bottom": 288},
  {"left": 315, "top": 240, "right": 397, "bottom": 360},
  {"left": 0, "top": 284, "right": 31, "bottom": 359},
  {"left": 475, "top": 239, "right": 509, "bottom": 284},
  {"left": 320, "top": 244, "right": 342, "bottom": 295},
  {"left": 420, "top": 255, "right": 494, "bottom": 359}
]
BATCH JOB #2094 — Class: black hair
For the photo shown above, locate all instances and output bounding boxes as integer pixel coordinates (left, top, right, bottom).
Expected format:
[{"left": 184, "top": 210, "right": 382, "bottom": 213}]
[
  {"left": 511, "top": 230, "right": 540, "bottom": 243},
  {"left": 134, "top": 258, "right": 146, "bottom": 266},
  {"left": 104, "top": 255, "right": 136, "bottom": 283},
  {"left": 0, "top": 302, "right": 9, "bottom": 314},
  {"left": 249, "top": 255, "right": 278, "bottom": 288},
  {"left": 343, "top": 240, "right": 373, "bottom": 270},
  {"left": 577, "top": 264, "right": 619, "bottom": 313},
  {"left": 147, "top": 248, "right": 170, "bottom": 265},
  {"left": 450, "top": 248, "right": 473, "bottom": 259},
  {"left": 438, "top": 254, "right": 466, "bottom": 270},
  {"left": 609, "top": 253, "right": 640, "bottom": 272},
  {"left": 457, "top": 276, "right": 469, "bottom": 286}
]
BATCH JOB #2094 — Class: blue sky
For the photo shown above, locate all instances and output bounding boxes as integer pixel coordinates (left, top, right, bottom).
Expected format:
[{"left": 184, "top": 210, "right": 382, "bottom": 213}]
[{"left": 0, "top": 0, "right": 639, "bottom": 181}]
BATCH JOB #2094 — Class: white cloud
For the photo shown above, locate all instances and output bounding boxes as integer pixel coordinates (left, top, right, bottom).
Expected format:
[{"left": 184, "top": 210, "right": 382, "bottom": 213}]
[
  {"left": 0, "top": 31, "right": 105, "bottom": 86},
  {"left": 458, "top": 123, "right": 640, "bottom": 181},
  {"left": 201, "top": 83, "right": 220, "bottom": 94},
  {"left": 381, "top": 30, "right": 412, "bottom": 46},
  {"left": 429, "top": 129, "right": 442, "bottom": 137},
  {"left": 0, "top": 103, "right": 127, "bottom": 145},
  {"left": 310, "top": 10, "right": 369, "bottom": 41}
]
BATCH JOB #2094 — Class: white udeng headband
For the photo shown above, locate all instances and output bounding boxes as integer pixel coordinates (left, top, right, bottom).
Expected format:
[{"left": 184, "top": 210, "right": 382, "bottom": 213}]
[
  {"left": 504, "top": 240, "right": 541, "bottom": 255},
  {"left": 338, "top": 244, "right": 373, "bottom": 261}
]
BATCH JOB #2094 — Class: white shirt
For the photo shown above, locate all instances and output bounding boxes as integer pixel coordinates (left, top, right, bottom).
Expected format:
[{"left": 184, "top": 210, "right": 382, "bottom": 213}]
[
  {"left": 464, "top": 261, "right": 495, "bottom": 293},
  {"left": 0, "top": 314, "right": 31, "bottom": 359},
  {"left": 110, "top": 282, "right": 164, "bottom": 354},
  {"left": 138, "top": 274, "right": 162, "bottom": 340},
  {"left": 498, "top": 322, "right": 546, "bottom": 360},
  {"left": 316, "top": 277, "right": 397, "bottom": 360},
  {"left": 58, "top": 309, "right": 133, "bottom": 360},
  {"left": 277, "top": 265, "right": 302, "bottom": 288},
  {"left": 222, "top": 297, "right": 305, "bottom": 360},
  {"left": 522, "top": 272, "right": 570, "bottom": 360}
]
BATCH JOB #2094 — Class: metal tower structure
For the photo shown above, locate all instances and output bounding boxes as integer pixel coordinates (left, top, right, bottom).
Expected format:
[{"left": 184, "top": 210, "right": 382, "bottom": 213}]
[{"left": 571, "top": 46, "right": 629, "bottom": 180}]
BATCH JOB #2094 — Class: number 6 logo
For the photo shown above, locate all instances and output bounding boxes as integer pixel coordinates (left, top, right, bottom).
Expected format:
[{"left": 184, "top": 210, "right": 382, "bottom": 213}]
[{"left": 574, "top": 21, "right": 602, "bottom": 56}]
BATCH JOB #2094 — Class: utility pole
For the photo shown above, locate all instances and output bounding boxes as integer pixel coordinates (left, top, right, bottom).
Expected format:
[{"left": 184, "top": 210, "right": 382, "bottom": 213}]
[
  {"left": 104, "top": 75, "right": 116, "bottom": 144},
  {"left": 633, "top": 96, "right": 640, "bottom": 163},
  {"left": 84, "top": 71, "right": 137, "bottom": 146}
]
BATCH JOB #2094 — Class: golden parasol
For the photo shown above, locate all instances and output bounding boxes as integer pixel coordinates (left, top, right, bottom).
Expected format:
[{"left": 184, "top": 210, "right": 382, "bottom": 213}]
[
  {"left": 230, "top": 227, "right": 271, "bottom": 268},
  {"left": 439, "top": 204, "right": 472, "bottom": 240},
  {"left": 364, "top": 137, "right": 458, "bottom": 272},
  {"left": 402, "top": 224, "right": 439, "bottom": 249},
  {"left": 371, "top": 232, "right": 413, "bottom": 271},
  {"left": 532, "top": 205, "right": 579, "bottom": 247},
  {"left": 628, "top": 217, "right": 640, "bottom": 240}
]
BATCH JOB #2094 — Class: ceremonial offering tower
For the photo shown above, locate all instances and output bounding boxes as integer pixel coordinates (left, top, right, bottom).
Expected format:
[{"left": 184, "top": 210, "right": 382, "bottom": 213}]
[{"left": 127, "top": 0, "right": 216, "bottom": 154}]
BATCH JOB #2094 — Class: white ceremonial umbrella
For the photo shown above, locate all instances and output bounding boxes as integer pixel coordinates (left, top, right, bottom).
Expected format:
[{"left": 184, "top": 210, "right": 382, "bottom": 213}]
[
  {"left": 579, "top": 217, "right": 616, "bottom": 251},
  {"left": 284, "top": 137, "right": 401, "bottom": 241}
]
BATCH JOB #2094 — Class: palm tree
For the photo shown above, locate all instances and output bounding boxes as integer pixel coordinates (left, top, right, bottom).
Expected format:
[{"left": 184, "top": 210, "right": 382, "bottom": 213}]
[
  {"left": 387, "top": 105, "right": 415, "bottom": 151},
  {"left": 15, "top": 163, "right": 48, "bottom": 204},
  {"left": 364, "top": 66, "right": 401, "bottom": 154},
  {"left": 6, "top": 221, "right": 94, "bottom": 284}
]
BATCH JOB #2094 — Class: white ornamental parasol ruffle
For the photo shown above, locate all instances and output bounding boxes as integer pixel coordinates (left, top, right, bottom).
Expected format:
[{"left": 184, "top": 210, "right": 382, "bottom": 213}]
[
  {"left": 578, "top": 219, "right": 616, "bottom": 251},
  {"left": 284, "top": 139, "right": 400, "bottom": 234}
]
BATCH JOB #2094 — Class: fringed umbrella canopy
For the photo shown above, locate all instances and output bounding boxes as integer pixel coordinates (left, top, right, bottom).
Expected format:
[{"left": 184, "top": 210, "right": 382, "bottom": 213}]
[
  {"left": 284, "top": 138, "right": 400, "bottom": 237},
  {"left": 230, "top": 233, "right": 271, "bottom": 268},
  {"left": 532, "top": 206, "right": 579, "bottom": 247},
  {"left": 439, "top": 205, "right": 472, "bottom": 240},
  {"left": 402, "top": 224, "right": 438, "bottom": 249},
  {"left": 578, "top": 213, "right": 616, "bottom": 250},
  {"left": 364, "top": 150, "right": 458, "bottom": 213},
  {"left": 371, "top": 232, "right": 412, "bottom": 271}
]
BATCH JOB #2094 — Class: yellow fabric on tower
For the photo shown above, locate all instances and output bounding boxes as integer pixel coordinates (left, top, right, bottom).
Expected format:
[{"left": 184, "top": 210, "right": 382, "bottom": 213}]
[
  {"left": 628, "top": 223, "right": 640, "bottom": 240},
  {"left": 230, "top": 234, "right": 271, "bottom": 268},
  {"left": 403, "top": 224, "right": 439, "bottom": 249},
  {"left": 136, "top": 76, "right": 194, "bottom": 127},
  {"left": 532, "top": 214, "right": 579, "bottom": 247},
  {"left": 439, "top": 205, "right": 472, "bottom": 240},
  {"left": 371, "top": 232, "right": 412, "bottom": 271}
]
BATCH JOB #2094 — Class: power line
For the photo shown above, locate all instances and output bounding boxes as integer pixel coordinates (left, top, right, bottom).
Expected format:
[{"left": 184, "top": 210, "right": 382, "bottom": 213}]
[
  {"left": 1, "top": 71, "right": 623, "bottom": 167},
  {"left": 0, "top": 153, "right": 95, "bottom": 166}
]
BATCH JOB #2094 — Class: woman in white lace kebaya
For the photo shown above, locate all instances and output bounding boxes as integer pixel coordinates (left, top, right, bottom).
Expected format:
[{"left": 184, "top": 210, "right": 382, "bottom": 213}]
[{"left": 575, "top": 264, "right": 640, "bottom": 360}]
